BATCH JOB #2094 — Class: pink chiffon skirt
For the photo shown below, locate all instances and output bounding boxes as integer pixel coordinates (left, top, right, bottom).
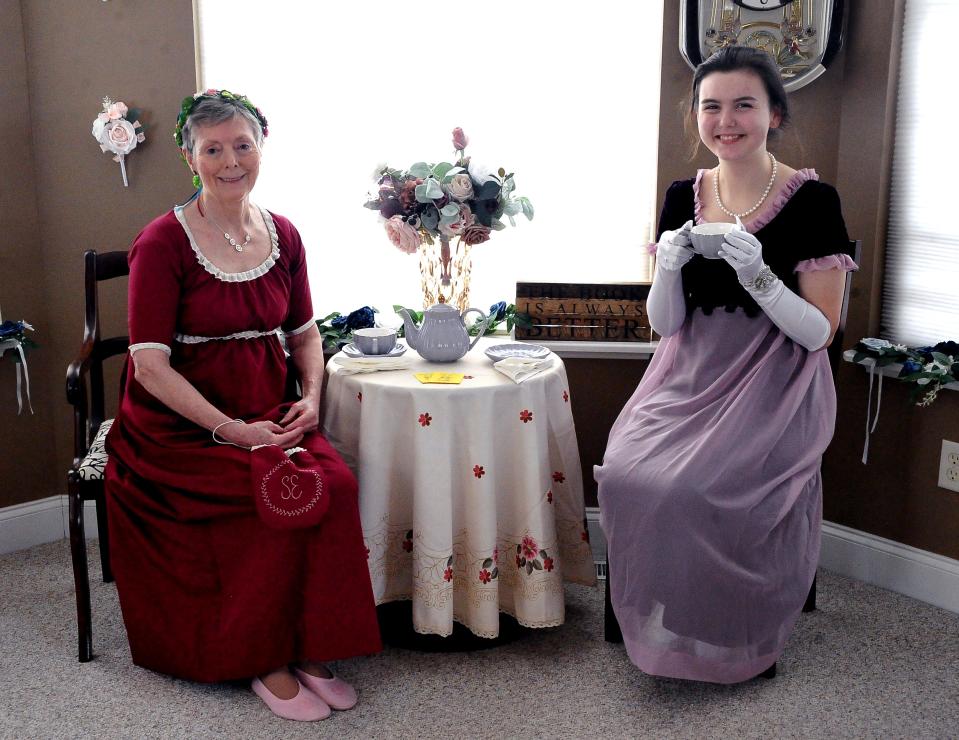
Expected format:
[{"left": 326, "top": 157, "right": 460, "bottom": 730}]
[{"left": 596, "top": 308, "right": 834, "bottom": 683}]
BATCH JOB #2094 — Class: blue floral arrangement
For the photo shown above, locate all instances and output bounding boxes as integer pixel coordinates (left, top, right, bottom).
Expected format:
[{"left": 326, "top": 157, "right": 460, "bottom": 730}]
[
  {"left": 0, "top": 320, "right": 36, "bottom": 357},
  {"left": 853, "top": 338, "right": 959, "bottom": 406}
]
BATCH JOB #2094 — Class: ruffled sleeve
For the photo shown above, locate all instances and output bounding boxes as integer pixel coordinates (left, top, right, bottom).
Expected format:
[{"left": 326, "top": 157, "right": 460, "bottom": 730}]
[{"left": 795, "top": 253, "right": 859, "bottom": 273}]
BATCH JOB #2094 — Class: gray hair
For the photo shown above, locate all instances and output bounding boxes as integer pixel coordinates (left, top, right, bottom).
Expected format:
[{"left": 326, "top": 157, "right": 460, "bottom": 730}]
[{"left": 180, "top": 96, "right": 263, "bottom": 154}]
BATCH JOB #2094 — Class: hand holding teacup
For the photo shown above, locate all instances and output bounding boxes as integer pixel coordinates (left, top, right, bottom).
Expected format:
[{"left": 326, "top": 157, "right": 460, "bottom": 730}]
[{"left": 718, "top": 226, "right": 765, "bottom": 284}]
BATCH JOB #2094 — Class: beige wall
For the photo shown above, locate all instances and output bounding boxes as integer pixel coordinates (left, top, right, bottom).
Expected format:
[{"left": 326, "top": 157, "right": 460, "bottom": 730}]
[{"left": 0, "top": 0, "right": 195, "bottom": 508}]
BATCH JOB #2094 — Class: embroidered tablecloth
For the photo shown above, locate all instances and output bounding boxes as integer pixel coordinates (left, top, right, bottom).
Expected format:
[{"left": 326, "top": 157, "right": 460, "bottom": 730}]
[{"left": 323, "top": 337, "right": 596, "bottom": 638}]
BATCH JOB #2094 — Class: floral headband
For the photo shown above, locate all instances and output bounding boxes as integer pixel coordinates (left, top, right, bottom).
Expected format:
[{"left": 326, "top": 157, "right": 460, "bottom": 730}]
[{"left": 174, "top": 89, "right": 269, "bottom": 189}]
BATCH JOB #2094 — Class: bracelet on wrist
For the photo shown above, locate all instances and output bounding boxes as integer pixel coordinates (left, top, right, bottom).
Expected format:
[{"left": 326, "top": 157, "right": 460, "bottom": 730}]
[
  {"left": 739, "top": 264, "right": 778, "bottom": 293},
  {"left": 212, "top": 418, "right": 245, "bottom": 445}
]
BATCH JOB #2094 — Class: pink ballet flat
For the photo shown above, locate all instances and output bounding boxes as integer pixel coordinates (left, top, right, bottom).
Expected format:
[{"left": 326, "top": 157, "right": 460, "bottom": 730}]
[
  {"left": 251, "top": 677, "right": 331, "bottom": 721},
  {"left": 293, "top": 667, "right": 358, "bottom": 711}
]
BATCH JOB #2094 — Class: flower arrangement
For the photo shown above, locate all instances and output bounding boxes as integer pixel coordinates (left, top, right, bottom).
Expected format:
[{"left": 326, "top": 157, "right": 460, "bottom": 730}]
[
  {"left": 92, "top": 96, "right": 145, "bottom": 187},
  {"left": 0, "top": 318, "right": 36, "bottom": 415},
  {"left": 853, "top": 338, "right": 959, "bottom": 406},
  {"left": 365, "top": 127, "right": 534, "bottom": 252},
  {"left": 364, "top": 128, "right": 533, "bottom": 310}
]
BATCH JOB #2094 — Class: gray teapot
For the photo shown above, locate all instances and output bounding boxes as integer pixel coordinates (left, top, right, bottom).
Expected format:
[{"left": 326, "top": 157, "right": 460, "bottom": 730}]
[{"left": 397, "top": 303, "right": 489, "bottom": 362}]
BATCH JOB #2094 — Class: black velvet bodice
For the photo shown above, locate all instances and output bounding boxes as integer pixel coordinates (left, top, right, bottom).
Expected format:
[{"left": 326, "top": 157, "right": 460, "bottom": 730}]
[{"left": 657, "top": 176, "right": 852, "bottom": 318}]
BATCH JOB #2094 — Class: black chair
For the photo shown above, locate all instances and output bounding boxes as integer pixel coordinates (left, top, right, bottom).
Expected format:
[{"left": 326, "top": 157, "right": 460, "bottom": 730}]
[
  {"left": 604, "top": 239, "right": 863, "bottom": 641},
  {"left": 66, "top": 249, "right": 129, "bottom": 662}
]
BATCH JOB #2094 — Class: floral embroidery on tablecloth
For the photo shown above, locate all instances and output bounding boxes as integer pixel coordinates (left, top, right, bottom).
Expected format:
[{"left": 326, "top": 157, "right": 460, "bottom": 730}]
[
  {"left": 519, "top": 409, "right": 533, "bottom": 424},
  {"left": 547, "top": 489, "right": 553, "bottom": 504},
  {"left": 473, "top": 464, "right": 485, "bottom": 478},
  {"left": 552, "top": 471, "right": 565, "bottom": 483},
  {"left": 562, "top": 390, "right": 569, "bottom": 403},
  {"left": 515, "top": 534, "right": 553, "bottom": 576},
  {"left": 402, "top": 529, "right": 413, "bottom": 552},
  {"left": 418, "top": 412, "right": 432, "bottom": 427}
]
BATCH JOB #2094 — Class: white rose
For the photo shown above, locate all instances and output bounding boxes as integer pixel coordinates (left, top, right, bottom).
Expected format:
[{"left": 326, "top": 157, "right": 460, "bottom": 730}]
[
  {"left": 91, "top": 117, "right": 108, "bottom": 141},
  {"left": 447, "top": 173, "right": 474, "bottom": 201},
  {"left": 100, "top": 119, "right": 139, "bottom": 155}
]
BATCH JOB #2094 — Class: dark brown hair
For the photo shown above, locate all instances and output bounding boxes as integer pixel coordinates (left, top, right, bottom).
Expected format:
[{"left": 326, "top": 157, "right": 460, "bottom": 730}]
[{"left": 684, "top": 45, "right": 791, "bottom": 158}]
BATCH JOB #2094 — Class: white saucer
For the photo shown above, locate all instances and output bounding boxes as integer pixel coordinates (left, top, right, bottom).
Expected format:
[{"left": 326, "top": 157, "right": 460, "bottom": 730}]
[
  {"left": 484, "top": 343, "right": 550, "bottom": 362},
  {"left": 342, "top": 342, "right": 407, "bottom": 359}
]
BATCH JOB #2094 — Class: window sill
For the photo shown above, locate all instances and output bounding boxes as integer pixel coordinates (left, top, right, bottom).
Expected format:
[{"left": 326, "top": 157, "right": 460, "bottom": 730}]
[
  {"left": 842, "top": 349, "right": 959, "bottom": 392},
  {"left": 524, "top": 339, "right": 658, "bottom": 360}
]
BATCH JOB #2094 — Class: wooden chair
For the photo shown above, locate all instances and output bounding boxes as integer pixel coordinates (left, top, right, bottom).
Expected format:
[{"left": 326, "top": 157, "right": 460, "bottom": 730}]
[
  {"left": 604, "top": 239, "right": 863, "bottom": 642},
  {"left": 66, "top": 249, "right": 129, "bottom": 662}
]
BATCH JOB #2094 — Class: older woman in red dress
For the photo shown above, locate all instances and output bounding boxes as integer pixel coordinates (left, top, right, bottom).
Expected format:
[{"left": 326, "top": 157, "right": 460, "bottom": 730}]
[{"left": 105, "top": 90, "right": 381, "bottom": 721}]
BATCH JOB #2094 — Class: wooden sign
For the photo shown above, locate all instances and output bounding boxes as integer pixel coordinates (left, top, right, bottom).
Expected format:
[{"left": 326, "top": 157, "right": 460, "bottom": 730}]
[{"left": 515, "top": 282, "right": 656, "bottom": 342}]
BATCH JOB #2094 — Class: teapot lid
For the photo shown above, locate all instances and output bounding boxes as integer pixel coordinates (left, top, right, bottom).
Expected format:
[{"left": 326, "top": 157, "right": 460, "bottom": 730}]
[{"left": 426, "top": 303, "right": 459, "bottom": 313}]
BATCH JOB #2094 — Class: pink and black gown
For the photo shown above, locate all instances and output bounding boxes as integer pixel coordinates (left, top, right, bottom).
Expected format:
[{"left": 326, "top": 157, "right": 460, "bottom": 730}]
[
  {"left": 105, "top": 206, "right": 382, "bottom": 682},
  {"left": 596, "top": 169, "right": 857, "bottom": 683}
]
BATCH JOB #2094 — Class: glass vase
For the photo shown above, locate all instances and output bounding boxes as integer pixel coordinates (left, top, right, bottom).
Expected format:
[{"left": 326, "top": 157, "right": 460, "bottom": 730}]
[{"left": 419, "top": 235, "right": 472, "bottom": 311}]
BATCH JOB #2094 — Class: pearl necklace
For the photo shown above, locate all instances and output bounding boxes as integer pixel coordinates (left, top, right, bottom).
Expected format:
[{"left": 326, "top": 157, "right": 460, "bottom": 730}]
[
  {"left": 713, "top": 152, "right": 778, "bottom": 219},
  {"left": 197, "top": 198, "right": 252, "bottom": 253}
]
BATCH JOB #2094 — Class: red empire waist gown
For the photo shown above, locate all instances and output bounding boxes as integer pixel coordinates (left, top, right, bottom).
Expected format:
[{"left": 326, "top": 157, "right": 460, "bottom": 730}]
[{"left": 105, "top": 207, "right": 381, "bottom": 682}]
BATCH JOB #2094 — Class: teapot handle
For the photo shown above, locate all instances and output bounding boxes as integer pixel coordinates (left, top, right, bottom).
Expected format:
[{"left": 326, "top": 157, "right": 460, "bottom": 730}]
[{"left": 463, "top": 308, "right": 489, "bottom": 350}]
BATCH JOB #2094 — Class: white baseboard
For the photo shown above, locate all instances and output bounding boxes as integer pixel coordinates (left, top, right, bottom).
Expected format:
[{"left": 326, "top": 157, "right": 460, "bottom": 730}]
[
  {"left": 585, "top": 508, "right": 959, "bottom": 615},
  {"left": 0, "top": 495, "right": 100, "bottom": 556},
  {"left": 820, "top": 521, "right": 959, "bottom": 614}
]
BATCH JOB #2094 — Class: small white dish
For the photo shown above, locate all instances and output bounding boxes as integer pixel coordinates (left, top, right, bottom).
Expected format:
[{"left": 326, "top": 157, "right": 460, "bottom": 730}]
[
  {"left": 342, "top": 342, "right": 407, "bottom": 359},
  {"left": 485, "top": 343, "right": 550, "bottom": 362}
]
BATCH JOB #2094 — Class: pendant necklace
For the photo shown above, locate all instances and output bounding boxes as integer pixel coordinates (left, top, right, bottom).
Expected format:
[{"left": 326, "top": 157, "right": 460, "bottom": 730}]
[
  {"left": 197, "top": 197, "right": 252, "bottom": 253},
  {"left": 714, "top": 152, "right": 778, "bottom": 220}
]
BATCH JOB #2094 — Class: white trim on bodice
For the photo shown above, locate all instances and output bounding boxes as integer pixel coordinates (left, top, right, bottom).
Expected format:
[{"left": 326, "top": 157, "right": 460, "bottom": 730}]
[
  {"left": 173, "top": 204, "right": 280, "bottom": 283},
  {"left": 174, "top": 328, "right": 280, "bottom": 344}
]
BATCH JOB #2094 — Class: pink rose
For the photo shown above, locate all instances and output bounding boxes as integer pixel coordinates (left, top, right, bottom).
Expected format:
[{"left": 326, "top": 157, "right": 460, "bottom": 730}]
[
  {"left": 447, "top": 173, "right": 474, "bottom": 202},
  {"left": 106, "top": 120, "right": 138, "bottom": 154},
  {"left": 439, "top": 204, "right": 475, "bottom": 236},
  {"left": 107, "top": 101, "right": 128, "bottom": 120},
  {"left": 462, "top": 223, "right": 491, "bottom": 246},
  {"left": 384, "top": 215, "right": 421, "bottom": 254},
  {"left": 452, "top": 127, "right": 469, "bottom": 152}
]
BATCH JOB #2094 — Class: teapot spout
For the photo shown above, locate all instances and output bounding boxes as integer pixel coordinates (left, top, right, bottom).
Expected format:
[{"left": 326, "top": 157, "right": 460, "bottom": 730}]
[{"left": 396, "top": 307, "right": 420, "bottom": 349}]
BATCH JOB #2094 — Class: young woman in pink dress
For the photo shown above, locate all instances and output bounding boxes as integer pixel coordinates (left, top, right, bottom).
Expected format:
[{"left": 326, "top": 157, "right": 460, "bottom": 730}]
[
  {"left": 596, "top": 46, "right": 857, "bottom": 683},
  {"left": 105, "top": 90, "right": 381, "bottom": 720}
]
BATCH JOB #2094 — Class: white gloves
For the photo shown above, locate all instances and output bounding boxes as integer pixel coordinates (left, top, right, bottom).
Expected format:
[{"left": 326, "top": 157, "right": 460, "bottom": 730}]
[
  {"left": 718, "top": 227, "right": 764, "bottom": 284},
  {"left": 720, "top": 228, "right": 832, "bottom": 352},
  {"left": 647, "top": 220, "right": 694, "bottom": 337},
  {"left": 655, "top": 220, "right": 695, "bottom": 272}
]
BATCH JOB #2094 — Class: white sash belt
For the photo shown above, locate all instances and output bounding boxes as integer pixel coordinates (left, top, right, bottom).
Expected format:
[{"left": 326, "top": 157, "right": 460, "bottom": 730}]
[{"left": 174, "top": 328, "right": 280, "bottom": 344}]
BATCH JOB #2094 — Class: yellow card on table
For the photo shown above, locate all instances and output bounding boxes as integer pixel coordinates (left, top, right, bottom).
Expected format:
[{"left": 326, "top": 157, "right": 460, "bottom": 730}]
[{"left": 415, "top": 372, "right": 464, "bottom": 385}]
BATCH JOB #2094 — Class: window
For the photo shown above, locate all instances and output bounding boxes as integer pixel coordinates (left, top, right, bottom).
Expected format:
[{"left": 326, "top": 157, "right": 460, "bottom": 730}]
[
  {"left": 882, "top": 0, "right": 959, "bottom": 345},
  {"left": 196, "top": 2, "right": 664, "bottom": 318}
]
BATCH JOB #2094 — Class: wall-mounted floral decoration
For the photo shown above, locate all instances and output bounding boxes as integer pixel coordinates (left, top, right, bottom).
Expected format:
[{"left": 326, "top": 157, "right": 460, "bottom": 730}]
[{"left": 92, "top": 96, "right": 145, "bottom": 187}]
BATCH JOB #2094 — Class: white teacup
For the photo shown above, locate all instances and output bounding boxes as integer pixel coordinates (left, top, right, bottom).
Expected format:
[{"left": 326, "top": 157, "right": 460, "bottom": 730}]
[
  {"left": 353, "top": 327, "right": 397, "bottom": 355},
  {"left": 690, "top": 222, "right": 737, "bottom": 259}
]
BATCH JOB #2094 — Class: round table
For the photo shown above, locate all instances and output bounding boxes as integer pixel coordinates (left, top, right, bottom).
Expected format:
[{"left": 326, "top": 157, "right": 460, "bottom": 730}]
[{"left": 322, "top": 337, "right": 596, "bottom": 639}]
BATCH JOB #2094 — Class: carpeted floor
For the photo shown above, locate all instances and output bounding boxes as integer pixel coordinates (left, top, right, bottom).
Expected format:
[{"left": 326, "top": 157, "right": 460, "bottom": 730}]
[{"left": 1, "top": 540, "right": 957, "bottom": 739}]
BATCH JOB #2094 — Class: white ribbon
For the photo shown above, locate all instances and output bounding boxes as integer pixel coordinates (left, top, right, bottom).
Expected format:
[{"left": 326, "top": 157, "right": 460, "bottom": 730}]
[
  {"left": 861, "top": 360, "right": 883, "bottom": 464},
  {"left": 13, "top": 343, "right": 33, "bottom": 415}
]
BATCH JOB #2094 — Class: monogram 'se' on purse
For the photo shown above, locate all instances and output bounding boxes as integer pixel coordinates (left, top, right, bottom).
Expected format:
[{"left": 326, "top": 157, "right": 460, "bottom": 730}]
[{"left": 250, "top": 445, "right": 329, "bottom": 529}]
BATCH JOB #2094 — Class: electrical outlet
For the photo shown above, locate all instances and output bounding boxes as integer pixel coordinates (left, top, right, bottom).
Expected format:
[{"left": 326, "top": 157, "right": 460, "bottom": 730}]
[{"left": 938, "top": 440, "right": 959, "bottom": 493}]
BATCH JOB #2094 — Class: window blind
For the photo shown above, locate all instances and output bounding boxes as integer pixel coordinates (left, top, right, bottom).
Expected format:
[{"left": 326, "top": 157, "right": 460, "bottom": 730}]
[{"left": 882, "top": 0, "right": 959, "bottom": 345}]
